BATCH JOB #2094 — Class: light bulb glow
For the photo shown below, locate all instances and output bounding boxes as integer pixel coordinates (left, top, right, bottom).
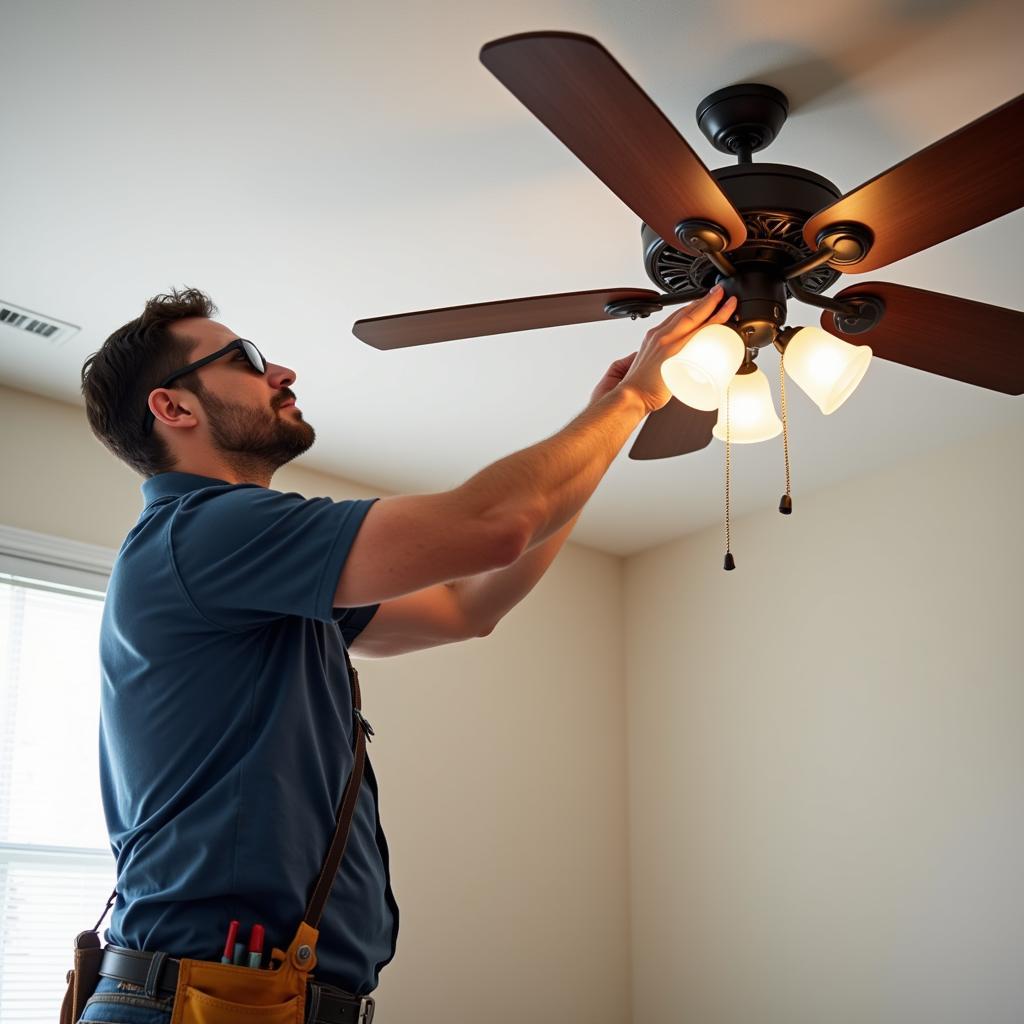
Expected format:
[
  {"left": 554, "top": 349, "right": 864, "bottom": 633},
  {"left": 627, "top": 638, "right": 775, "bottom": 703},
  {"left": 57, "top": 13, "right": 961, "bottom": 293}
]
[
  {"left": 660, "top": 324, "right": 744, "bottom": 411},
  {"left": 712, "top": 367, "right": 782, "bottom": 444},
  {"left": 784, "top": 326, "right": 872, "bottom": 414}
]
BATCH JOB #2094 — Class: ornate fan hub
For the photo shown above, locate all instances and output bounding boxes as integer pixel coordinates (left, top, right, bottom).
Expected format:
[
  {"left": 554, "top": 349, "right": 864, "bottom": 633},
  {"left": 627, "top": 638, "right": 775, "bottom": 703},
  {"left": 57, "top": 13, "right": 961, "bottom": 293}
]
[{"left": 641, "top": 163, "right": 844, "bottom": 297}]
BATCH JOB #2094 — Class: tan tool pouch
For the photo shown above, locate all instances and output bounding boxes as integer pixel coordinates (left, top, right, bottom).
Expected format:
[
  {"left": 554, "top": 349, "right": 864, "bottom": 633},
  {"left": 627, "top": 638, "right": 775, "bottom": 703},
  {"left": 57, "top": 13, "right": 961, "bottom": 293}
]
[{"left": 168, "top": 920, "right": 319, "bottom": 1024}]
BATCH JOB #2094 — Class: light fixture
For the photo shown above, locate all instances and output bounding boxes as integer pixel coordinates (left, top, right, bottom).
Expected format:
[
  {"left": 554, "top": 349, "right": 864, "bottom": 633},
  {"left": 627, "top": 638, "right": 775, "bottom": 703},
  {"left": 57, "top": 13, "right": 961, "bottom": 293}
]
[
  {"left": 660, "top": 323, "right": 745, "bottom": 410},
  {"left": 712, "top": 365, "right": 782, "bottom": 444},
  {"left": 782, "top": 325, "right": 872, "bottom": 415}
]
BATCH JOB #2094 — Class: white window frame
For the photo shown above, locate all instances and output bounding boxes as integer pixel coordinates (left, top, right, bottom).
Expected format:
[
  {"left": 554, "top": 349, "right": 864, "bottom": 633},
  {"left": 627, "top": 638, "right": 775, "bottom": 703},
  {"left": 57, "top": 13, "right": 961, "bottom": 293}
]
[{"left": 0, "top": 523, "right": 115, "bottom": 595}]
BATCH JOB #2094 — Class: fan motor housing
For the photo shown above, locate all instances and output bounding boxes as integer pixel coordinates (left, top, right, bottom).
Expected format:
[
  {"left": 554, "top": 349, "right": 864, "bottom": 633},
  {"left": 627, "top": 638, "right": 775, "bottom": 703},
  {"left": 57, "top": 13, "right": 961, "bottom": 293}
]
[{"left": 641, "top": 163, "right": 845, "bottom": 311}]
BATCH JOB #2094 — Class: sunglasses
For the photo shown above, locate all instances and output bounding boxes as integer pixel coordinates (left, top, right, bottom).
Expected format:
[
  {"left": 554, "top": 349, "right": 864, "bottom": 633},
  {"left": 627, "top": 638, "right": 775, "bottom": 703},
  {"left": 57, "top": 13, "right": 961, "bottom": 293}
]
[{"left": 143, "top": 338, "right": 267, "bottom": 433}]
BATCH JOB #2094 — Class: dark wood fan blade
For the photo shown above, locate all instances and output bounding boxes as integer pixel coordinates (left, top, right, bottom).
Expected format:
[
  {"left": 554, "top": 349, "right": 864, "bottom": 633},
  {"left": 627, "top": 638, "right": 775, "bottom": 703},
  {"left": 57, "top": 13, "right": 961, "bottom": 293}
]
[
  {"left": 629, "top": 398, "right": 717, "bottom": 460},
  {"left": 353, "top": 288, "right": 662, "bottom": 350},
  {"left": 480, "top": 32, "right": 746, "bottom": 253},
  {"left": 804, "top": 93, "right": 1024, "bottom": 272},
  {"left": 821, "top": 282, "right": 1024, "bottom": 394}
]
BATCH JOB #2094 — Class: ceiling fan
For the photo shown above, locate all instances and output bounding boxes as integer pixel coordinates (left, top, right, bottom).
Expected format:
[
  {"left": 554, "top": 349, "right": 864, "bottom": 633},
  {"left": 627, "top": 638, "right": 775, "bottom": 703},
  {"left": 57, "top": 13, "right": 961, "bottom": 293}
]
[{"left": 352, "top": 30, "right": 1024, "bottom": 462}]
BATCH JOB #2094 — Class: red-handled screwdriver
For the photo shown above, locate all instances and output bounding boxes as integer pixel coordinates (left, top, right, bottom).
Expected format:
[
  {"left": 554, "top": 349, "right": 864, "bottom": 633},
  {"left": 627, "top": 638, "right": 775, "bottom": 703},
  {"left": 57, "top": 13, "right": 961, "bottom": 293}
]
[{"left": 247, "top": 923, "right": 265, "bottom": 969}]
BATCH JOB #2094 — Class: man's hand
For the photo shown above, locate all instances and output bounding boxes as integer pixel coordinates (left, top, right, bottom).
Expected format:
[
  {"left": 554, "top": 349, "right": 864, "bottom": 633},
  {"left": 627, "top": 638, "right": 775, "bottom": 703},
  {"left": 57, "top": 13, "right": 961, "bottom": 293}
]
[
  {"left": 591, "top": 286, "right": 737, "bottom": 413},
  {"left": 589, "top": 352, "right": 640, "bottom": 406}
]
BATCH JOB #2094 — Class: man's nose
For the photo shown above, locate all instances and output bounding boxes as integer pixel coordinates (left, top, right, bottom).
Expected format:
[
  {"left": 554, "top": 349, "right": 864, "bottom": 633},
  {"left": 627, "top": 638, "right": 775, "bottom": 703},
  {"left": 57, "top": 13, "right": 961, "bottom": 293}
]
[{"left": 267, "top": 363, "right": 296, "bottom": 389}]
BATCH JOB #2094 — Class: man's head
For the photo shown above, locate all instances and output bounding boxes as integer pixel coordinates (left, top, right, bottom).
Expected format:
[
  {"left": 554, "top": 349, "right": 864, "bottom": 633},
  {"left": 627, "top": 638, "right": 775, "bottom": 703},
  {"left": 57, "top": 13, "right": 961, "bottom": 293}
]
[{"left": 82, "top": 287, "right": 314, "bottom": 481}]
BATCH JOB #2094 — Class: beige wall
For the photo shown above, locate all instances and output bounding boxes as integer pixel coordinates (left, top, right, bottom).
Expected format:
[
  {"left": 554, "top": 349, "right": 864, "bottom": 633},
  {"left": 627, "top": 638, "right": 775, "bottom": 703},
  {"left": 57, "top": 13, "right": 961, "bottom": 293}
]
[
  {"left": 7, "top": 381, "right": 1023, "bottom": 1024},
  {"left": 625, "top": 419, "right": 1024, "bottom": 1024},
  {"left": 0, "top": 384, "right": 631, "bottom": 1024}
]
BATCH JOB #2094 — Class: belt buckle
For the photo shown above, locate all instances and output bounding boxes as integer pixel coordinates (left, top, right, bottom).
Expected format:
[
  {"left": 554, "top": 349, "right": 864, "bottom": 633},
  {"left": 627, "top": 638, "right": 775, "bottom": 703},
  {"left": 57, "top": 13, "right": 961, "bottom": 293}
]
[{"left": 358, "top": 995, "right": 375, "bottom": 1023}]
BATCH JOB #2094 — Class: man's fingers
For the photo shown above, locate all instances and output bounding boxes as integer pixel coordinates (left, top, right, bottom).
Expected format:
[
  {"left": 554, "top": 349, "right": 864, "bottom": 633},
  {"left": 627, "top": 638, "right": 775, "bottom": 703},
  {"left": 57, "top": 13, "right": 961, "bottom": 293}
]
[
  {"left": 704, "top": 295, "right": 738, "bottom": 326},
  {"left": 648, "top": 286, "right": 721, "bottom": 332},
  {"left": 663, "top": 288, "right": 737, "bottom": 335},
  {"left": 654, "top": 288, "right": 733, "bottom": 342},
  {"left": 657, "top": 294, "right": 737, "bottom": 348},
  {"left": 668, "top": 283, "right": 724, "bottom": 317},
  {"left": 677, "top": 294, "right": 736, "bottom": 341}
]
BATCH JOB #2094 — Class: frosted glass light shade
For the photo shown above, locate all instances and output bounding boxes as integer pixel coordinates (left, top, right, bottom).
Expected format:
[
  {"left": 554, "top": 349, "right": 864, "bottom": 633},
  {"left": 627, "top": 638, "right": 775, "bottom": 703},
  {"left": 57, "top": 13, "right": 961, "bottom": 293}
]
[
  {"left": 712, "top": 368, "right": 783, "bottom": 444},
  {"left": 660, "top": 324, "right": 745, "bottom": 411},
  {"left": 784, "top": 325, "right": 872, "bottom": 414}
]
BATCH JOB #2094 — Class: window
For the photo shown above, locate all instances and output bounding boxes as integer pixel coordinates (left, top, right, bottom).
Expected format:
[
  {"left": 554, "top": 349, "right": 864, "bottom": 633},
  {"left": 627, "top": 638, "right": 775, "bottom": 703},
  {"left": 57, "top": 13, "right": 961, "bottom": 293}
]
[{"left": 0, "top": 526, "right": 116, "bottom": 1023}]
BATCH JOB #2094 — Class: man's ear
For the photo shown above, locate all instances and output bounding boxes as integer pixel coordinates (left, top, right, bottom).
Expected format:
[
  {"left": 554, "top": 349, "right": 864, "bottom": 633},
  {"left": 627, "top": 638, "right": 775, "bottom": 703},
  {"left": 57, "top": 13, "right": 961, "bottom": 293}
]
[{"left": 148, "top": 388, "right": 199, "bottom": 431}]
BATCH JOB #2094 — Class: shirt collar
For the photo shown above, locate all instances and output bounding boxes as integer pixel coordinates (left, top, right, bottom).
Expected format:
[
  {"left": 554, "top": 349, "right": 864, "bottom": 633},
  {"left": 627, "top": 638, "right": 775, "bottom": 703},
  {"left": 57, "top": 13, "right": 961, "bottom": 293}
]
[{"left": 141, "top": 472, "right": 234, "bottom": 507}]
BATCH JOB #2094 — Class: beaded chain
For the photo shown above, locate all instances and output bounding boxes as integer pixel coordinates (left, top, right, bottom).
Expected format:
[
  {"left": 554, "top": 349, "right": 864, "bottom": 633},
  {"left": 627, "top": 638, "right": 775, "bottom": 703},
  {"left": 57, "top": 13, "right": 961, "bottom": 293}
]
[
  {"left": 778, "top": 348, "right": 794, "bottom": 516},
  {"left": 724, "top": 384, "right": 734, "bottom": 570}
]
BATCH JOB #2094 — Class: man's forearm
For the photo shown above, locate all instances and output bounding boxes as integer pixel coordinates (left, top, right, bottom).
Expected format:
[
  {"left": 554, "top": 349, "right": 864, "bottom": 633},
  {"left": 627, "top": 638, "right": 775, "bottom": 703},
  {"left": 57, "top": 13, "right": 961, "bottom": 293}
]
[
  {"left": 452, "top": 512, "right": 581, "bottom": 633},
  {"left": 456, "top": 385, "right": 647, "bottom": 550}
]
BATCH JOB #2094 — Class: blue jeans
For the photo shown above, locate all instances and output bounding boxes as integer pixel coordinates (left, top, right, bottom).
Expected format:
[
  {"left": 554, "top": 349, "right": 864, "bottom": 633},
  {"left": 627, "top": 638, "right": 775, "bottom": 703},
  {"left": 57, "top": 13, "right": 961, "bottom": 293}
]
[{"left": 77, "top": 976, "right": 172, "bottom": 1023}]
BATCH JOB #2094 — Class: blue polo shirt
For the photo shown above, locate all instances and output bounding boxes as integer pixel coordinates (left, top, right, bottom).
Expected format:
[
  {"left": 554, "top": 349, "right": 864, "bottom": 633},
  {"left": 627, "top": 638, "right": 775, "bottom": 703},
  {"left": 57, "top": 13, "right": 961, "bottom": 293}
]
[{"left": 97, "top": 472, "right": 398, "bottom": 995}]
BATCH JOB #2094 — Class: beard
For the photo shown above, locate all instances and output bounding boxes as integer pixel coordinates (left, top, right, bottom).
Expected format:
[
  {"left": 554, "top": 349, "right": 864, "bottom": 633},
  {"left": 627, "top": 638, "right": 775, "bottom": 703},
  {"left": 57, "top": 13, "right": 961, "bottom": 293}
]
[{"left": 200, "top": 388, "right": 315, "bottom": 477}]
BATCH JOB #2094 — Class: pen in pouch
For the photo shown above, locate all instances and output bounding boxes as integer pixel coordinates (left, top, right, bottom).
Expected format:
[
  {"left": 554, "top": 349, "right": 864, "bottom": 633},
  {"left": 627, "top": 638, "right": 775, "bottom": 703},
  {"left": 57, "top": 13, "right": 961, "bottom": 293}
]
[{"left": 221, "top": 920, "right": 240, "bottom": 965}]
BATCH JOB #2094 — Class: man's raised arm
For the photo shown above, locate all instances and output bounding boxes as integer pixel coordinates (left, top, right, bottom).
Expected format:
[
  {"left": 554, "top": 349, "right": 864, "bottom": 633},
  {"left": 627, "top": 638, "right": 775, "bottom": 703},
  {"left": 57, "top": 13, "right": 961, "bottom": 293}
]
[{"left": 335, "top": 287, "right": 735, "bottom": 609}]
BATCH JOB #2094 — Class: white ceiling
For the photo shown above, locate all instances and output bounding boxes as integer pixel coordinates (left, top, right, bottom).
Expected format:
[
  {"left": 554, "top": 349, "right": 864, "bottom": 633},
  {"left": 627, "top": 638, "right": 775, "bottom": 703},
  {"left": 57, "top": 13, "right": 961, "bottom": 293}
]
[{"left": 2, "top": 0, "right": 1022, "bottom": 556}]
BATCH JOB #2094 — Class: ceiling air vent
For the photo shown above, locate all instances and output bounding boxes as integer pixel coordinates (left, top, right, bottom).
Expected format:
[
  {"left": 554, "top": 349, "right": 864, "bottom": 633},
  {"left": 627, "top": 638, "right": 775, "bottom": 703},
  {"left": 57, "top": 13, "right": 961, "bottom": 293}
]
[{"left": 0, "top": 301, "right": 80, "bottom": 347}]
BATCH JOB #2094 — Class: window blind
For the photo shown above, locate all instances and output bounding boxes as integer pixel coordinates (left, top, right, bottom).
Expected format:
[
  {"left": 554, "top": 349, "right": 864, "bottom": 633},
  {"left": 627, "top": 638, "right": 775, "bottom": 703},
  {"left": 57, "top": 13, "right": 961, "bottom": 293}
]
[
  {"left": 0, "top": 849, "right": 113, "bottom": 1023},
  {"left": 0, "top": 527, "right": 116, "bottom": 1023}
]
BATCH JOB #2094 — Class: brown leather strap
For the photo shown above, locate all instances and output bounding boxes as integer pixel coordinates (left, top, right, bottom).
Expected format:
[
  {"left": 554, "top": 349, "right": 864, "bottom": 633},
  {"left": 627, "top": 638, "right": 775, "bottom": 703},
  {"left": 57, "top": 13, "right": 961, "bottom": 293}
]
[
  {"left": 95, "top": 887, "right": 117, "bottom": 931},
  {"left": 303, "top": 644, "right": 371, "bottom": 928}
]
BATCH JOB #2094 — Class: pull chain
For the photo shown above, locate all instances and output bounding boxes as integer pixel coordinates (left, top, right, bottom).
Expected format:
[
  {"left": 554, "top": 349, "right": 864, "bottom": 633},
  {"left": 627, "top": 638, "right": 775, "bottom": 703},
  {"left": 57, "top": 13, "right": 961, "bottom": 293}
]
[
  {"left": 779, "top": 349, "right": 793, "bottom": 515},
  {"left": 723, "top": 384, "right": 735, "bottom": 571}
]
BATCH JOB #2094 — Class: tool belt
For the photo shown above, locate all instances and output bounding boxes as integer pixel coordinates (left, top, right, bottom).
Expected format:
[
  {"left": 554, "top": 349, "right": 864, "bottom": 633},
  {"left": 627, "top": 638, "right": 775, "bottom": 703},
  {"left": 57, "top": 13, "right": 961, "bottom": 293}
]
[
  {"left": 61, "top": 646, "right": 377, "bottom": 1024},
  {"left": 95, "top": 946, "right": 373, "bottom": 1023}
]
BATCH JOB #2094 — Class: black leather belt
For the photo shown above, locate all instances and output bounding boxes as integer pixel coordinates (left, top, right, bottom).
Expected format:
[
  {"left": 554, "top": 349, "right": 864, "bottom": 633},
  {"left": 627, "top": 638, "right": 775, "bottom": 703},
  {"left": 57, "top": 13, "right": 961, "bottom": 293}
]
[{"left": 99, "top": 945, "right": 375, "bottom": 1024}]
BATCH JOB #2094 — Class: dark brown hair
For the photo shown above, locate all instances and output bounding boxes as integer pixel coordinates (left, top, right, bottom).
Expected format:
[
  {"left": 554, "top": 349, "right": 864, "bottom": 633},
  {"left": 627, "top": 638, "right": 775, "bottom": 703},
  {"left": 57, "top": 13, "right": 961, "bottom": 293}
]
[{"left": 81, "top": 287, "right": 217, "bottom": 477}]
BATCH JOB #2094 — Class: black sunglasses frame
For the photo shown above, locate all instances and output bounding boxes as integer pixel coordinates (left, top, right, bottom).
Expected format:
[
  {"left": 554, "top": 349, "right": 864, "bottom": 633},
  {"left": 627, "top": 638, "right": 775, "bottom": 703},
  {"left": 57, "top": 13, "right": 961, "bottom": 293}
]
[{"left": 143, "top": 338, "right": 267, "bottom": 433}]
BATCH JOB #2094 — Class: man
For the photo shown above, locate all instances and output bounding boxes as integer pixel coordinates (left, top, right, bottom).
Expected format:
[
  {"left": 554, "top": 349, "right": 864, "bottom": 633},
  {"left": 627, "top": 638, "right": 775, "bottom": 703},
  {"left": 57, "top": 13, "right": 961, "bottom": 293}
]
[{"left": 76, "top": 284, "right": 735, "bottom": 1023}]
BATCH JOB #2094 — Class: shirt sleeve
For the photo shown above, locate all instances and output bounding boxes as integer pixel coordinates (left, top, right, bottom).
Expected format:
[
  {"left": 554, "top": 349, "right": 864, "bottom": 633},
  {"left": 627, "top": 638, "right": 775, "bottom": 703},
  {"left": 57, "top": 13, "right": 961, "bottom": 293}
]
[
  {"left": 169, "top": 484, "right": 380, "bottom": 631},
  {"left": 334, "top": 603, "right": 379, "bottom": 645}
]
